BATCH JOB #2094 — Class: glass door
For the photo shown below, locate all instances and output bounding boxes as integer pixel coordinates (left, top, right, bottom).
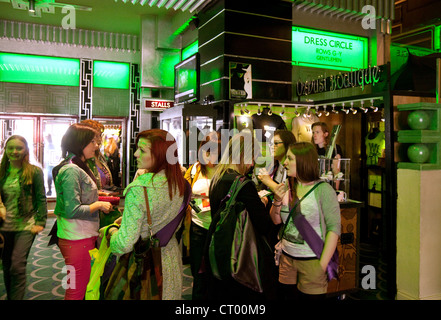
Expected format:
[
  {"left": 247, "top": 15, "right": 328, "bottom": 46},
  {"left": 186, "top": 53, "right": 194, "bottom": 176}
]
[
  {"left": 0, "top": 116, "right": 37, "bottom": 164},
  {"left": 41, "top": 117, "right": 77, "bottom": 196},
  {"left": 93, "top": 117, "right": 127, "bottom": 189}
]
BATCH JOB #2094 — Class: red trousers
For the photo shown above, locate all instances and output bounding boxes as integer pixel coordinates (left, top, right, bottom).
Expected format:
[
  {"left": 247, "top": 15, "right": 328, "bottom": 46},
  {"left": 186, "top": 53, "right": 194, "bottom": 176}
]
[{"left": 58, "top": 237, "right": 97, "bottom": 300}]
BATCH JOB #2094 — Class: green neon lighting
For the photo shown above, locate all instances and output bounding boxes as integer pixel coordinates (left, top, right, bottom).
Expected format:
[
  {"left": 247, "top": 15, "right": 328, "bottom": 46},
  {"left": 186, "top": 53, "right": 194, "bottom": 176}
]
[
  {"left": 0, "top": 52, "right": 80, "bottom": 86},
  {"left": 93, "top": 61, "right": 129, "bottom": 89},
  {"left": 173, "top": 16, "right": 197, "bottom": 36},
  {"left": 292, "top": 26, "right": 368, "bottom": 71},
  {"left": 160, "top": 53, "right": 181, "bottom": 87},
  {"left": 182, "top": 40, "right": 198, "bottom": 61},
  {"left": 390, "top": 43, "right": 435, "bottom": 75}
]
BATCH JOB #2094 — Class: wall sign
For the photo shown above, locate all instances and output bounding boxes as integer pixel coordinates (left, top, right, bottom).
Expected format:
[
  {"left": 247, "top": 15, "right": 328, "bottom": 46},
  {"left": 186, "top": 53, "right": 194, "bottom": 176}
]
[
  {"left": 144, "top": 100, "right": 174, "bottom": 110},
  {"left": 296, "top": 65, "right": 385, "bottom": 97},
  {"left": 292, "top": 26, "right": 368, "bottom": 71}
]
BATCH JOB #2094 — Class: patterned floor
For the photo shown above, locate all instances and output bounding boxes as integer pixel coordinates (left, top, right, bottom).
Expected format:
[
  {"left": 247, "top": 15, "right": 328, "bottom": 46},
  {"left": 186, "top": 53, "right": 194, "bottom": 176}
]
[
  {"left": 1, "top": 217, "right": 388, "bottom": 301},
  {"left": 0, "top": 217, "right": 194, "bottom": 300}
]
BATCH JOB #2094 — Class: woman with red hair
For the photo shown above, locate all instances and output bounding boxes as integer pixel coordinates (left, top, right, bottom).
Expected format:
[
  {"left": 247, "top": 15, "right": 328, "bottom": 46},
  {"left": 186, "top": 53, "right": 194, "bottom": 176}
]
[{"left": 107, "top": 129, "right": 188, "bottom": 300}]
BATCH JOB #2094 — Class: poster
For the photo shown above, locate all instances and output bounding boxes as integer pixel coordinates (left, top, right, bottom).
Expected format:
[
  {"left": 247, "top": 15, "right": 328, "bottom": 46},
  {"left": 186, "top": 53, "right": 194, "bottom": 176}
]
[{"left": 229, "top": 62, "right": 252, "bottom": 99}]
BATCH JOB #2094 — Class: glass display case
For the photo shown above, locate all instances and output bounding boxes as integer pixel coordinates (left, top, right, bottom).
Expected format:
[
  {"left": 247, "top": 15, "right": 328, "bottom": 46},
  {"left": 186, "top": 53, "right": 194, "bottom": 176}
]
[
  {"left": 160, "top": 104, "right": 223, "bottom": 167},
  {"left": 319, "top": 157, "right": 351, "bottom": 201}
]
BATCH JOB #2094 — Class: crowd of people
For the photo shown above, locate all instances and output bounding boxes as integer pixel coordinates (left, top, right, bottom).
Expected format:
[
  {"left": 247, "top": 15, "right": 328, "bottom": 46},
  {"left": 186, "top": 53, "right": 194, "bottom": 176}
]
[{"left": 0, "top": 121, "right": 341, "bottom": 301}]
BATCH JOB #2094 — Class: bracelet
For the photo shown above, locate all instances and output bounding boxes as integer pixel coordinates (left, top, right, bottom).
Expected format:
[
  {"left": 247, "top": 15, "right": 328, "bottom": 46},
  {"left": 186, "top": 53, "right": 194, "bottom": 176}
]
[
  {"left": 105, "top": 224, "right": 120, "bottom": 237},
  {"left": 272, "top": 202, "right": 282, "bottom": 207}
]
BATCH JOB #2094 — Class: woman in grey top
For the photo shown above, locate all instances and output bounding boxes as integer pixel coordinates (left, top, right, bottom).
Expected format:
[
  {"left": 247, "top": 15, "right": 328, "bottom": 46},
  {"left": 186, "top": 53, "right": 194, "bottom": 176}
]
[
  {"left": 53, "top": 123, "right": 112, "bottom": 300},
  {"left": 0, "top": 135, "right": 48, "bottom": 300},
  {"left": 270, "top": 142, "right": 341, "bottom": 300}
]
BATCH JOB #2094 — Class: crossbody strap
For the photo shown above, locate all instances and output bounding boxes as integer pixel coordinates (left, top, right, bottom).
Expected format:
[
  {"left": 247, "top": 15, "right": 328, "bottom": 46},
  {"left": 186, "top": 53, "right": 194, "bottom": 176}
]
[
  {"left": 279, "top": 181, "right": 324, "bottom": 240},
  {"left": 143, "top": 187, "right": 153, "bottom": 234},
  {"left": 141, "top": 183, "right": 192, "bottom": 247}
]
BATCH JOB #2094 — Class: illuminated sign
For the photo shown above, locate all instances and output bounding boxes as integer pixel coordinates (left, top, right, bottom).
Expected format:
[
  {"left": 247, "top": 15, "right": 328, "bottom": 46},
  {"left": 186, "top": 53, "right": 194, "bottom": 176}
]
[
  {"left": 144, "top": 100, "right": 174, "bottom": 110},
  {"left": 93, "top": 61, "right": 129, "bottom": 89},
  {"left": 292, "top": 26, "right": 368, "bottom": 71},
  {"left": 182, "top": 40, "right": 198, "bottom": 61},
  {"left": 296, "top": 65, "right": 385, "bottom": 96}
]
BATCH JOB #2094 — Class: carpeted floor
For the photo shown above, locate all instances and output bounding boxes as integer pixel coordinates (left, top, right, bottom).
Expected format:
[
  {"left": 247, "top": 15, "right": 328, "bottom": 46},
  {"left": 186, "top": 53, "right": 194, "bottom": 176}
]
[
  {"left": 1, "top": 217, "right": 389, "bottom": 300},
  {"left": 0, "top": 217, "right": 194, "bottom": 300}
]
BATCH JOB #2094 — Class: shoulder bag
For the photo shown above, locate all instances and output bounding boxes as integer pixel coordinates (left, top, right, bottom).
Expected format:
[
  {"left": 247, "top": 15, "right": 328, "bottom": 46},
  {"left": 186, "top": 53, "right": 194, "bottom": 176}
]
[
  {"left": 103, "top": 182, "right": 191, "bottom": 300},
  {"left": 209, "top": 176, "right": 272, "bottom": 293}
]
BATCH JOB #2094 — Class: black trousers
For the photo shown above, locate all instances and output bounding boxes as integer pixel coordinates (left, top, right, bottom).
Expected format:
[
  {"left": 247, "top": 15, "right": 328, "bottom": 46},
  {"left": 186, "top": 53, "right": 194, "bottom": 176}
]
[
  {"left": 0, "top": 230, "right": 36, "bottom": 300},
  {"left": 189, "top": 222, "right": 209, "bottom": 300}
]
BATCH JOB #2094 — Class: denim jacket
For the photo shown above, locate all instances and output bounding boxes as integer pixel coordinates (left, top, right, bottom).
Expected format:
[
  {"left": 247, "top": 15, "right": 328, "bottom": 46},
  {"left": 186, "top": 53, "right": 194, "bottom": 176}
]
[{"left": 0, "top": 165, "right": 48, "bottom": 228}]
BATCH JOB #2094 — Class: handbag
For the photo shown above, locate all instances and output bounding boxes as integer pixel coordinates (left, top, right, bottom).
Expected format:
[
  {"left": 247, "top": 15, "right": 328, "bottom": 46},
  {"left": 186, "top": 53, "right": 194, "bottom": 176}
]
[
  {"left": 103, "top": 186, "right": 163, "bottom": 300},
  {"left": 279, "top": 181, "right": 339, "bottom": 281},
  {"left": 103, "top": 182, "right": 191, "bottom": 300},
  {"left": 209, "top": 176, "right": 272, "bottom": 293}
]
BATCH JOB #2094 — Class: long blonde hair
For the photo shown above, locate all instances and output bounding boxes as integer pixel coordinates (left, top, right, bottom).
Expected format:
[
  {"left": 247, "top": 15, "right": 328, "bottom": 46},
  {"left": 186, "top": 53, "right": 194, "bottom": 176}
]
[
  {"left": 0, "top": 135, "right": 34, "bottom": 185},
  {"left": 210, "top": 130, "right": 261, "bottom": 189}
]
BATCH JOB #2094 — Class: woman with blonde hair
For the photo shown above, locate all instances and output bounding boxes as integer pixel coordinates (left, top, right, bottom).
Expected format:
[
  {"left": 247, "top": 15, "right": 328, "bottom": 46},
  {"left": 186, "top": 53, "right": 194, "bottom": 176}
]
[
  {"left": 206, "top": 131, "right": 275, "bottom": 300},
  {"left": 0, "top": 135, "right": 47, "bottom": 300}
]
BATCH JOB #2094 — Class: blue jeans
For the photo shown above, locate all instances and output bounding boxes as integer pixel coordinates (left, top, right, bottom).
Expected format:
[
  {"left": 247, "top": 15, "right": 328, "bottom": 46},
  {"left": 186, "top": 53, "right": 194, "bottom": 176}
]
[{"left": 0, "top": 230, "right": 36, "bottom": 300}]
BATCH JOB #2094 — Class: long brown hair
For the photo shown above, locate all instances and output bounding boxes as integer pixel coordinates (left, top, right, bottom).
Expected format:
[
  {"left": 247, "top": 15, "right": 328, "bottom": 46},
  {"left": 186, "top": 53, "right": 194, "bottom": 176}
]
[
  {"left": 136, "top": 129, "right": 186, "bottom": 200},
  {"left": 0, "top": 135, "right": 35, "bottom": 185}
]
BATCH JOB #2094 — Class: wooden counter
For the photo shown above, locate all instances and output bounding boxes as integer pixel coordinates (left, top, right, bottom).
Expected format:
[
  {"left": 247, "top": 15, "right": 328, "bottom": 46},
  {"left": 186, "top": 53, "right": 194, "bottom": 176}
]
[{"left": 327, "top": 200, "right": 363, "bottom": 296}]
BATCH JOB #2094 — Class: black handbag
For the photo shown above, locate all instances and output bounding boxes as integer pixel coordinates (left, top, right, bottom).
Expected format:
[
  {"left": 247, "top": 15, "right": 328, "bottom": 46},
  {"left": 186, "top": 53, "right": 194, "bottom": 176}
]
[{"left": 209, "top": 176, "right": 272, "bottom": 292}]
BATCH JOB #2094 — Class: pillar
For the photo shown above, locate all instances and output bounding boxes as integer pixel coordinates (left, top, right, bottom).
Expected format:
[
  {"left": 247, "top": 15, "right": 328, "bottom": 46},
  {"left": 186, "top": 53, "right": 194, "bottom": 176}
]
[
  {"left": 396, "top": 169, "right": 441, "bottom": 300},
  {"left": 198, "top": 0, "right": 292, "bottom": 120}
]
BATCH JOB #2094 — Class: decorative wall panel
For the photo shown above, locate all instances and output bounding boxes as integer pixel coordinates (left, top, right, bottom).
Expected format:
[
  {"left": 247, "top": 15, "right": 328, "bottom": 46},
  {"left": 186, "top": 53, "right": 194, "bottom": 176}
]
[
  {"left": 79, "top": 58, "right": 93, "bottom": 120},
  {"left": 92, "top": 88, "right": 130, "bottom": 117},
  {"left": 0, "top": 82, "right": 79, "bottom": 114},
  {"left": 128, "top": 63, "right": 140, "bottom": 182}
]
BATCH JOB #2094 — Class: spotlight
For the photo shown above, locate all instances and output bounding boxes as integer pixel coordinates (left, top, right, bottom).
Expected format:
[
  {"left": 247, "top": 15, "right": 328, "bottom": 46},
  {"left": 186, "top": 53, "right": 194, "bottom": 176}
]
[
  {"left": 29, "top": 0, "right": 35, "bottom": 13},
  {"left": 316, "top": 106, "right": 322, "bottom": 117},
  {"left": 331, "top": 104, "right": 339, "bottom": 114},
  {"left": 280, "top": 105, "right": 285, "bottom": 117},
  {"left": 323, "top": 105, "right": 330, "bottom": 117},
  {"left": 360, "top": 101, "right": 368, "bottom": 113},
  {"left": 370, "top": 99, "right": 378, "bottom": 112},
  {"left": 341, "top": 103, "right": 350, "bottom": 114},
  {"left": 350, "top": 102, "right": 357, "bottom": 114}
]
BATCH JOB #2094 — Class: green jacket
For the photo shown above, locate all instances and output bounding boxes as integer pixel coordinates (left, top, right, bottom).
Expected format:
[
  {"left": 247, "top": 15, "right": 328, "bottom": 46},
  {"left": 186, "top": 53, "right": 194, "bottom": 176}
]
[{"left": 0, "top": 165, "right": 48, "bottom": 228}]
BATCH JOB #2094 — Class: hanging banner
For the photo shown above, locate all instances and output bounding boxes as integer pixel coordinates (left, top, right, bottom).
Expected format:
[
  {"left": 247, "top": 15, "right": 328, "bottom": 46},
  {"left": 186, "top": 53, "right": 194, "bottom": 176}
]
[{"left": 229, "top": 62, "right": 252, "bottom": 99}]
